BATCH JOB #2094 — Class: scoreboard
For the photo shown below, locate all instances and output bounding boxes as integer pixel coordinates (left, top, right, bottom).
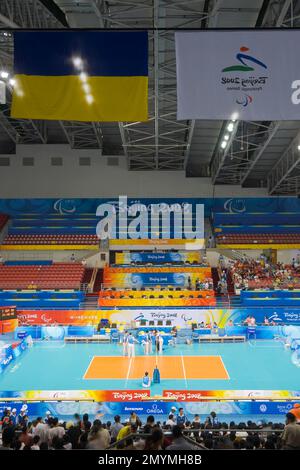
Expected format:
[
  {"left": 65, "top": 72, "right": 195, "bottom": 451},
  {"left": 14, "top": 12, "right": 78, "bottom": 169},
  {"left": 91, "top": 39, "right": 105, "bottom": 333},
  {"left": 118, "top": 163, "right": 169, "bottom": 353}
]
[{"left": 0, "top": 306, "right": 17, "bottom": 321}]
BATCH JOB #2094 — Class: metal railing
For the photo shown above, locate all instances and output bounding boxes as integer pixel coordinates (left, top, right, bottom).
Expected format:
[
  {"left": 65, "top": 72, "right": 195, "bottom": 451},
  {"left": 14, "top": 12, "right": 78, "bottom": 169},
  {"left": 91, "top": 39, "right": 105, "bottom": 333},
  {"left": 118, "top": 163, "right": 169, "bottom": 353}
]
[{"left": 106, "top": 427, "right": 285, "bottom": 450}]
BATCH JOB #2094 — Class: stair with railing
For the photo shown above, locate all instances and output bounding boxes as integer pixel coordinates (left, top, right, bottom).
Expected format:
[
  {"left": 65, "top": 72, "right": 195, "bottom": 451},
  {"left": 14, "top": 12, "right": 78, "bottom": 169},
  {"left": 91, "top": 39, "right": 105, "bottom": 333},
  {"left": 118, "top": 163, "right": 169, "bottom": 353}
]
[
  {"left": 211, "top": 266, "right": 220, "bottom": 289},
  {"left": 93, "top": 268, "right": 103, "bottom": 293}
]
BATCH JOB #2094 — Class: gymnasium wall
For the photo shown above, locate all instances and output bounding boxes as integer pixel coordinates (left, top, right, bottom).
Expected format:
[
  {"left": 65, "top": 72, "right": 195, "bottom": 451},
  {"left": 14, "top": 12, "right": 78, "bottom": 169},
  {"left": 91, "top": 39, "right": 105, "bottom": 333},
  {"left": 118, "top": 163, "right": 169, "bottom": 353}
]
[{"left": 0, "top": 144, "right": 269, "bottom": 199}]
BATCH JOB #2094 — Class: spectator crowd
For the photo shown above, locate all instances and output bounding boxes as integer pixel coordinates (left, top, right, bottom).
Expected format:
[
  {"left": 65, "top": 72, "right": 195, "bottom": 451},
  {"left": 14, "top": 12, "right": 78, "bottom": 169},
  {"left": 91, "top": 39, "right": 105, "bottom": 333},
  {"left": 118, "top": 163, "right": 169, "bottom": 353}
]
[
  {"left": 230, "top": 257, "right": 300, "bottom": 291},
  {"left": 1, "top": 406, "right": 300, "bottom": 450}
]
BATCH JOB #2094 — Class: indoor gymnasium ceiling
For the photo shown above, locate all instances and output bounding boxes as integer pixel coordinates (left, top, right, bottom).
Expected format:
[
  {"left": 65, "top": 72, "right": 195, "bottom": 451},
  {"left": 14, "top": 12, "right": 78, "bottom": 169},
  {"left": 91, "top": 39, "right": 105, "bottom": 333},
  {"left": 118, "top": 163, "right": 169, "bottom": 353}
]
[{"left": 0, "top": 1, "right": 300, "bottom": 193}]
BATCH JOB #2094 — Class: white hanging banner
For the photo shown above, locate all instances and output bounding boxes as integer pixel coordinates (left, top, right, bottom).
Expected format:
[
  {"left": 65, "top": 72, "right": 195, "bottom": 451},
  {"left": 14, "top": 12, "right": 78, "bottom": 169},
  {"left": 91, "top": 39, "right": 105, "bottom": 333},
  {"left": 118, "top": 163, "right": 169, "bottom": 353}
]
[{"left": 176, "top": 30, "right": 300, "bottom": 120}]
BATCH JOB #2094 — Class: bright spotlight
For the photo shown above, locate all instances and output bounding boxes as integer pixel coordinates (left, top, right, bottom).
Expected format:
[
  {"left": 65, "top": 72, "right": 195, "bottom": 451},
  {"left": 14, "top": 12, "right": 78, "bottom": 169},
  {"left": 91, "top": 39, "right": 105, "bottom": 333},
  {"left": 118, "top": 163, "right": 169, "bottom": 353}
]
[
  {"left": 86, "top": 94, "right": 94, "bottom": 104},
  {"left": 227, "top": 122, "right": 234, "bottom": 132},
  {"left": 224, "top": 134, "right": 230, "bottom": 141},
  {"left": 220, "top": 141, "right": 227, "bottom": 149},
  {"left": 72, "top": 57, "right": 83, "bottom": 70},
  {"left": 15, "top": 88, "right": 24, "bottom": 97},
  {"left": 79, "top": 72, "right": 88, "bottom": 83},
  {"left": 9, "top": 78, "right": 16, "bottom": 86},
  {"left": 0, "top": 71, "right": 9, "bottom": 79},
  {"left": 82, "top": 83, "right": 91, "bottom": 94}
]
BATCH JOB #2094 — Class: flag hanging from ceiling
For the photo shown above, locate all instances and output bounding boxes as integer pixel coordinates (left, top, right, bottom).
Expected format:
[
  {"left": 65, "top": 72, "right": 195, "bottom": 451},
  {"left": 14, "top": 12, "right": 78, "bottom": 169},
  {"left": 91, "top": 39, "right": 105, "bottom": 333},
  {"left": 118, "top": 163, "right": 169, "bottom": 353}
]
[{"left": 11, "top": 31, "right": 148, "bottom": 122}]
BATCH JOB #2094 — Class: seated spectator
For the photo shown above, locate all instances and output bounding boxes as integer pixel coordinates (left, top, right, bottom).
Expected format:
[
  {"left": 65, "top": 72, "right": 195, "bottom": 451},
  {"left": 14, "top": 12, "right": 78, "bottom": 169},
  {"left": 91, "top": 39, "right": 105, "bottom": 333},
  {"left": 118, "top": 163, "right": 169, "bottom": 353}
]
[
  {"left": 144, "top": 428, "right": 164, "bottom": 450},
  {"left": 111, "top": 415, "right": 124, "bottom": 442},
  {"left": 165, "top": 414, "right": 176, "bottom": 428},
  {"left": 0, "top": 427, "right": 15, "bottom": 450},
  {"left": 31, "top": 435, "right": 40, "bottom": 450},
  {"left": 145, "top": 415, "right": 155, "bottom": 429},
  {"left": 166, "top": 425, "right": 199, "bottom": 450},
  {"left": 66, "top": 420, "right": 81, "bottom": 449},
  {"left": 281, "top": 412, "right": 300, "bottom": 450},
  {"left": 87, "top": 420, "right": 111, "bottom": 450},
  {"left": 48, "top": 417, "right": 65, "bottom": 443},
  {"left": 128, "top": 412, "right": 142, "bottom": 427},
  {"left": 19, "top": 425, "right": 33, "bottom": 448}
]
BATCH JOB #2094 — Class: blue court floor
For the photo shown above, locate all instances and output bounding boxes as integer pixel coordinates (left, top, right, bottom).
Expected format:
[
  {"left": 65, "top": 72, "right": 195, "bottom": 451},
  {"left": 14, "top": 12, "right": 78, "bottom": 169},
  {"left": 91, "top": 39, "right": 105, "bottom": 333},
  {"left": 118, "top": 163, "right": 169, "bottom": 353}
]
[{"left": 0, "top": 340, "right": 299, "bottom": 394}]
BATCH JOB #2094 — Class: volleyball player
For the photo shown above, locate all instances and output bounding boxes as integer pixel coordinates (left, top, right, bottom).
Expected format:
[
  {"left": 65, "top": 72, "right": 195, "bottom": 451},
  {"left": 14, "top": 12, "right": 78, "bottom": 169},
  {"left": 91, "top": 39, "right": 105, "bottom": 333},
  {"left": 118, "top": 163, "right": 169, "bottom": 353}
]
[
  {"left": 142, "top": 371, "right": 151, "bottom": 388},
  {"left": 127, "top": 333, "right": 139, "bottom": 357},
  {"left": 122, "top": 330, "right": 129, "bottom": 356}
]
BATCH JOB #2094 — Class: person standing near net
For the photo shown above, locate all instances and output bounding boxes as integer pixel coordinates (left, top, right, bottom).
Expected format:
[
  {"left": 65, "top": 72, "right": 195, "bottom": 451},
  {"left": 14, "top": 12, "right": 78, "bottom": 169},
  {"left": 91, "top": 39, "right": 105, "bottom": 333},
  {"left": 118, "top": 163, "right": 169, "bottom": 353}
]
[
  {"left": 127, "top": 332, "right": 139, "bottom": 358},
  {"left": 156, "top": 333, "right": 164, "bottom": 354},
  {"left": 122, "top": 330, "right": 129, "bottom": 356},
  {"left": 143, "top": 330, "right": 151, "bottom": 355}
]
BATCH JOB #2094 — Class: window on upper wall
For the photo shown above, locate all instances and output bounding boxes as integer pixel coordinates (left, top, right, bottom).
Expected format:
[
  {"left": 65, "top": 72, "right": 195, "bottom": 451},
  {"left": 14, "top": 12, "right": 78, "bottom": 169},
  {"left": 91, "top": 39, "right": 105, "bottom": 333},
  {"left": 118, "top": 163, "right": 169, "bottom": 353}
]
[
  {"left": 79, "top": 157, "right": 91, "bottom": 166},
  {"left": 0, "top": 158, "right": 10, "bottom": 166},
  {"left": 22, "top": 157, "right": 34, "bottom": 166},
  {"left": 51, "top": 157, "right": 63, "bottom": 166}
]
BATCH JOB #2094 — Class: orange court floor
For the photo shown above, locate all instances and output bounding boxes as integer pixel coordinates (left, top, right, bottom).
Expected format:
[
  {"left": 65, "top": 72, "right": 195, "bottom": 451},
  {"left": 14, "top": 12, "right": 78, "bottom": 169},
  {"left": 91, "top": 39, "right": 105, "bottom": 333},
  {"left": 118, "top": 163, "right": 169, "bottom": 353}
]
[{"left": 83, "top": 355, "right": 229, "bottom": 380}]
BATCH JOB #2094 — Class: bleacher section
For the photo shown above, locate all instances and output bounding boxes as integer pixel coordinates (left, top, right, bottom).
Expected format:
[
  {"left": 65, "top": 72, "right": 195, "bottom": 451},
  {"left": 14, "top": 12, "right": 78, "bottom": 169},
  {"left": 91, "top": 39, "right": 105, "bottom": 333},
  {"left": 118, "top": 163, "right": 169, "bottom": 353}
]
[
  {"left": 98, "top": 288, "right": 216, "bottom": 307},
  {"left": 0, "top": 263, "right": 85, "bottom": 289},
  {"left": 217, "top": 233, "right": 300, "bottom": 246},
  {"left": 213, "top": 211, "right": 300, "bottom": 247},
  {"left": 0, "top": 214, "right": 99, "bottom": 249},
  {"left": 2, "top": 234, "right": 98, "bottom": 248},
  {"left": 7, "top": 214, "right": 98, "bottom": 234}
]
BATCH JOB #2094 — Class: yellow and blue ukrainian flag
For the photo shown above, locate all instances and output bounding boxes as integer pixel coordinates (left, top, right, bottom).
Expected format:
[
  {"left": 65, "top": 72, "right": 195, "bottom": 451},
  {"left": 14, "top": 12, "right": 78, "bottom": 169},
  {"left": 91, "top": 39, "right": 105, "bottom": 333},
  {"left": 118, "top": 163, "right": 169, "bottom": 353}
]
[{"left": 11, "top": 31, "right": 148, "bottom": 122}]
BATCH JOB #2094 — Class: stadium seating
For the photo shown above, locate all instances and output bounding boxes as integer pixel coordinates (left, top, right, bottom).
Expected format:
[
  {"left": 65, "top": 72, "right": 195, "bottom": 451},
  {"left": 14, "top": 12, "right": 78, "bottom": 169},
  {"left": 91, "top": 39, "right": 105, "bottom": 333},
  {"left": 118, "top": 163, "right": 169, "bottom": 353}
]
[
  {"left": 213, "top": 210, "right": 300, "bottom": 246},
  {"left": 2, "top": 234, "right": 98, "bottom": 246},
  {"left": 0, "top": 263, "right": 85, "bottom": 289},
  {"left": 216, "top": 233, "right": 300, "bottom": 245}
]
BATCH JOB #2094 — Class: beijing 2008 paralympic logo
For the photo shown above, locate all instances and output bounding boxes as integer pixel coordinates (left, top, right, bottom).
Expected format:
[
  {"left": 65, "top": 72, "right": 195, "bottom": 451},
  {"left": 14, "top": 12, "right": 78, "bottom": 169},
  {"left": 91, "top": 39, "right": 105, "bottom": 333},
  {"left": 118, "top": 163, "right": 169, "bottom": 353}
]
[{"left": 221, "top": 46, "right": 268, "bottom": 107}]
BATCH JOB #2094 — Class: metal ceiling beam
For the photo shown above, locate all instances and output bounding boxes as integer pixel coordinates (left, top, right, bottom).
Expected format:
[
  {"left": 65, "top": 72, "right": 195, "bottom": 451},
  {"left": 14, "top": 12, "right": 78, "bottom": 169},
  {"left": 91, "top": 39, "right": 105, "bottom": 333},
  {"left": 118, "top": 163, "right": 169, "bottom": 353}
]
[
  {"left": 59, "top": 121, "right": 103, "bottom": 149},
  {"left": 240, "top": 121, "right": 280, "bottom": 185},
  {"left": 268, "top": 129, "right": 300, "bottom": 194},
  {"left": 0, "top": 0, "right": 69, "bottom": 145},
  {"left": 0, "top": 12, "right": 19, "bottom": 28},
  {"left": 38, "top": 0, "right": 69, "bottom": 27}
]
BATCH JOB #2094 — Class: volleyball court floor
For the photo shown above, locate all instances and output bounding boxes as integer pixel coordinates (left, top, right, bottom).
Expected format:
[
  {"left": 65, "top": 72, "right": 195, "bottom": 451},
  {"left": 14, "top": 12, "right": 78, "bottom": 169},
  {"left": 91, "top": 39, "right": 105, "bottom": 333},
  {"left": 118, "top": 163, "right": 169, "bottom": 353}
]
[{"left": 0, "top": 340, "right": 299, "bottom": 394}]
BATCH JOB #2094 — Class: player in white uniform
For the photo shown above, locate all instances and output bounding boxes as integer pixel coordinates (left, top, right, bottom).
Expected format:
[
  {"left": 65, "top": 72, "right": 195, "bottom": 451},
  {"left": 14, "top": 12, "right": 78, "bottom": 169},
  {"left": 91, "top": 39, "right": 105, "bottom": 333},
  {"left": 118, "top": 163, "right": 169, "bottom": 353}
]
[
  {"left": 127, "top": 333, "right": 139, "bottom": 357},
  {"left": 143, "top": 330, "right": 152, "bottom": 355},
  {"left": 157, "top": 334, "right": 164, "bottom": 355},
  {"left": 122, "top": 331, "right": 129, "bottom": 356}
]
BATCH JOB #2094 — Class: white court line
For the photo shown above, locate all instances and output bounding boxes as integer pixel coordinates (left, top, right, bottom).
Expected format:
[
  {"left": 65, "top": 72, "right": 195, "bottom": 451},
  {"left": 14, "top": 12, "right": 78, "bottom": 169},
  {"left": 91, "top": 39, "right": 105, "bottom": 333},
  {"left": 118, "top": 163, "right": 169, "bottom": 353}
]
[
  {"left": 181, "top": 353, "right": 188, "bottom": 388},
  {"left": 83, "top": 356, "right": 96, "bottom": 379},
  {"left": 248, "top": 339, "right": 282, "bottom": 349},
  {"left": 218, "top": 355, "right": 230, "bottom": 380},
  {"left": 125, "top": 357, "right": 133, "bottom": 388}
]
